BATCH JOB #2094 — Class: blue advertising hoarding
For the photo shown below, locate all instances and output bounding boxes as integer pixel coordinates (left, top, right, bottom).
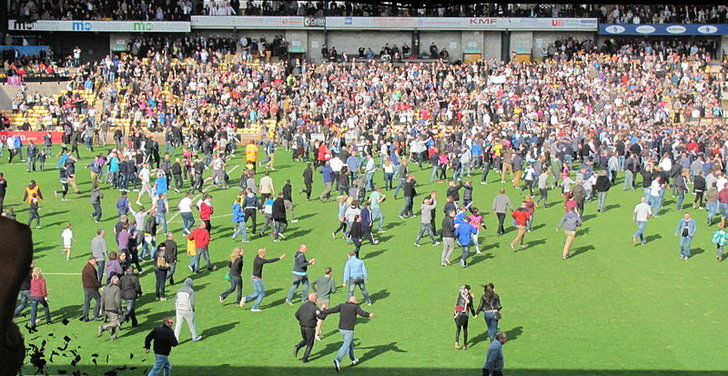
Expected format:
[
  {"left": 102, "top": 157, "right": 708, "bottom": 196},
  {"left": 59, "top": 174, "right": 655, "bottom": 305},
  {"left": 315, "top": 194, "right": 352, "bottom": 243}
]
[{"left": 599, "top": 24, "right": 727, "bottom": 36}]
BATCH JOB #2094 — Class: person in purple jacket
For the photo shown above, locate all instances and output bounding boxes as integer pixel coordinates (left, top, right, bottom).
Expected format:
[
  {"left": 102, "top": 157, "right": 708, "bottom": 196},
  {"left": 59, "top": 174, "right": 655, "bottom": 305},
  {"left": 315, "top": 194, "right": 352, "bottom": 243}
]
[{"left": 116, "top": 192, "right": 130, "bottom": 216}]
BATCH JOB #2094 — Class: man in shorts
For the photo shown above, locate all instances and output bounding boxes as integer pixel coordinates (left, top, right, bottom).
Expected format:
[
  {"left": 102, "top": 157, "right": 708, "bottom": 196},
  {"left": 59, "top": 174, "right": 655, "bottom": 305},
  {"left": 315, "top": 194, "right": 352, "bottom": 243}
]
[{"left": 312, "top": 267, "right": 336, "bottom": 341}]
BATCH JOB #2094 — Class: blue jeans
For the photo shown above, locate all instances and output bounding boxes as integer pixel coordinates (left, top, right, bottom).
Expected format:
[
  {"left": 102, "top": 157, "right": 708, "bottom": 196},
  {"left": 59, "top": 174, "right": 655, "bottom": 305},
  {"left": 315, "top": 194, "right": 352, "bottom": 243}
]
[
  {"left": 245, "top": 278, "right": 266, "bottom": 310},
  {"left": 147, "top": 353, "right": 172, "bottom": 376},
  {"left": 286, "top": 274, "right": 309, "bottom": 302},
  {"left": 166, "top": 262, "right": 176, "bottom": 283},
  {"left": 679, "top": 236, "right": 693, "bottom": 258},
  {"left": 623, "top": 170, "right": 634, "bottom": 190},
  {"left": 347, "top": 277, "right": 371, "bottom": 304},
  {"left": 141, "top": 238, "right": 156, "bottom": 261},
  {"left": 335, "top": 329, "right": 356, "bottom": 362},
  {"left": 393, "top": 178, "right": 405, "bottom": 196},
  {"left": 181, "top": 212, "right": 195, "bottom": 233},
  {"left": 649, "top": 196, "right": 662, "bottom": 216},
  {"left": 707, "top": 202, "right": 719, "bottom": 223},
  {"left": 634, "top": 221, "right": 647, "bottom": 242},
  {"left": 365, "top": 172, "right": 375, "bottom": 190},
  {"left": 371, "top": 208, "right": 384, "bottom": 231},
  {"left": 643, "top": 187, "right": 651, "bottom": 200},
  {"left": 483, "top": 311, "right": 499, "bottom": 339},
  {"left": 721, "top": 203, "right": 728, "bottom": 218},
  {"left": 96, "top": 260, "right": 105, "bottom": 282},
  {"left": 597, "top": 192, "right": 607, "bottom": 211},
  {"left": 430, "top": 165, "right": 439, "bottom": 182},
  {"left": 197, "top": 248, "right": 212, "bottom": 270},
  {"left": 460, "top": 245, "right": 471, "bottom": 267},
  {"left": 399, "top": 196, "right": 413, "bottom": 217},
  {"left": 157, "top": 213, "right": 167, "bottom": 234},
  {"left": 676, "top": 193, "right": 685, "bottom": 210},
  {"left": 14, "top": 290, "right": 30, "bottom": 316},
  {"left": 30, "top": 297, "right": 51, "bottom": 327},
  {"left": 232, "top": 221, "right": 248, "bottom": 241},
  {"left": 92, "top": 203, "right": 102, "bottom": 221}
]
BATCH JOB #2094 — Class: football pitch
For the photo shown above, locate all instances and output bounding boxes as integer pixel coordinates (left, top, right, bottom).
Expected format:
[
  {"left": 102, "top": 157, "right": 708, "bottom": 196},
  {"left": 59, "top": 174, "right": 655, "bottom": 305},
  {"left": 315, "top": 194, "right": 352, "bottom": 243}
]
[{"left": 10, "top": 146, "right": 728, "bottom": 376}]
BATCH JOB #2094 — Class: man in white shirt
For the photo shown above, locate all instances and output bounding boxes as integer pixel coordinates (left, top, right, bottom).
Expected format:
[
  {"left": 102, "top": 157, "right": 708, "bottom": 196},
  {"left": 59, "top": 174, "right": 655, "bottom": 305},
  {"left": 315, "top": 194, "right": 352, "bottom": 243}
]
[
  {"left": 632, "top": 197, "right": 652, "bottom": 245},
  {"left": 364, "top": 155, "right": 376, "bottom": 191},
  {"left": 136, "top": 164, "right": 153, "bottom": 206},
  {"left": 178, "top": 192, "right": 194, "bottom": 235},
  {"left": 649, "top": 176, "right": 663, "bottom": 216}
]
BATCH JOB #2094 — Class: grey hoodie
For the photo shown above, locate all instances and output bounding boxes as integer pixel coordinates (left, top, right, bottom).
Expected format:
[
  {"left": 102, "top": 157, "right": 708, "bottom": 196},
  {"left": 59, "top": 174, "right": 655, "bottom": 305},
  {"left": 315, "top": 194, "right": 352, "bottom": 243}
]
[
  {"left": 175, "top": 278, "right": 195, "bottom": 311},
  {"left": 557, "top": 211, "right": 583, "bottom": 232}
]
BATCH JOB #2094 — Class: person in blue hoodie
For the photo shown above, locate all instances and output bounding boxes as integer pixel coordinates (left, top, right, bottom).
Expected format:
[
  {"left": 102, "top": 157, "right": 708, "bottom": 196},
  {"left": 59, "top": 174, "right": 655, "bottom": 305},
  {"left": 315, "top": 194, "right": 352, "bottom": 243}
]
[
  {"left": 455, "top": 218, "right": 477, "bottom": 268},
  {"left": 318, "top": 161, "right": 334, "bottom": 202},
  {"left": 231, "top": 198, "right": 248, "bottom": 242}
]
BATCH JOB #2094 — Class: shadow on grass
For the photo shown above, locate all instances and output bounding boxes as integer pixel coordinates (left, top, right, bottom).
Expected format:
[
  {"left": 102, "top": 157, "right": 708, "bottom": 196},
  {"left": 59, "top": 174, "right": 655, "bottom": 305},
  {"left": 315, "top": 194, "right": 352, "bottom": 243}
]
[
  {"left": 644, "top": 234, "right": 662, "bottom": 243},
  {"left": 603, "top": 203, "right": 621, "bottom": 212},
  {"left": 525, "top": 239, "right": 546, "bottom": 248},
  {"left": 358, "top": 341, "right": 407, "bottom": 362},
  {"left": 370, "top": 289, "right": 390, "bottom": 303},
  {"left": 469, "top": 253, "right": 494, "bottom": 266},
  {"left": 363, "top": 250, "right": 385, "bottom": 259},
  {"left": 571, "top": 245, "right": 596, "bottom": 258}
]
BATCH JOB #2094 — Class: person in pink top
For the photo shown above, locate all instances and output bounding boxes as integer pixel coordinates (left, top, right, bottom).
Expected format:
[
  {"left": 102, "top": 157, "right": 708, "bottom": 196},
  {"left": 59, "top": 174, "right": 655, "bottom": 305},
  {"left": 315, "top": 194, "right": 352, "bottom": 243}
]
[
  {"left": 29, "top": 267, "right": 52, "bottom": 330},
  {"left": 467, "top": 208, "right": 486, "bottom": 254}
]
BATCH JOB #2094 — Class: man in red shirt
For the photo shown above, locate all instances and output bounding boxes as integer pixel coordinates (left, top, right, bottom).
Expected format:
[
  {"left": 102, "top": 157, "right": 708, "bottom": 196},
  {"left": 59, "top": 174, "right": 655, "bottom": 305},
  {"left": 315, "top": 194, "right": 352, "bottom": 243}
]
[
  {"left": 187, "top": 222, "right": 215, "bottom": 273},
  {"left": 510, "top": 202, "right": 532, "bottom": 251},
  {"left": 719, "top": 182, "right": 728, "bottom": 227},
  {"left": 198, "top": 194, "right": 214, "bottom": 234}
]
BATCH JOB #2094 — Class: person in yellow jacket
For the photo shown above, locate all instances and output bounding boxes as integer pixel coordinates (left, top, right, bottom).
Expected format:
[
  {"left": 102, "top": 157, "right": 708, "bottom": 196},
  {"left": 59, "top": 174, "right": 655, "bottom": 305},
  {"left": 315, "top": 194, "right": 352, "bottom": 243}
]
[
  {"left": 23, "top": 180, "right": 43, "bottom": 203},
  {"left": 245, "top": 141, "right": 259, "bottom": 173}
]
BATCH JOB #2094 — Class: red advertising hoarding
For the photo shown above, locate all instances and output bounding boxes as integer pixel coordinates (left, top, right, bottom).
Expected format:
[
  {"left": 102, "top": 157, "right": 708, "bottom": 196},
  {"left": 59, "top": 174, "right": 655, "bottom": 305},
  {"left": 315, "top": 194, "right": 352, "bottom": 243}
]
[{"left": 0, "top": 131, "right": 64, "bottom": 144}]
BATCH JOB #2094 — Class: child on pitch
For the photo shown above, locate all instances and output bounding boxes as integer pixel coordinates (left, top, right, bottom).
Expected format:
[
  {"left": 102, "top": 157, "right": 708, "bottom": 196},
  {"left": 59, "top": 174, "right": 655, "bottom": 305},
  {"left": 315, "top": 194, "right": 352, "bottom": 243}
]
[{"left": 61, "top": 222, "right": 76, "bottom": 261}]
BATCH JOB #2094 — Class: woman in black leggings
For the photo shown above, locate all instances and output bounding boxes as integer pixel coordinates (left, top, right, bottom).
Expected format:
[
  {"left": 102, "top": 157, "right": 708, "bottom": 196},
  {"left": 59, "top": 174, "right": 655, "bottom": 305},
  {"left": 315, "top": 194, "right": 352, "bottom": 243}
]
[{"left": 454, "top": 284, "right": 475, "bottom": 350}]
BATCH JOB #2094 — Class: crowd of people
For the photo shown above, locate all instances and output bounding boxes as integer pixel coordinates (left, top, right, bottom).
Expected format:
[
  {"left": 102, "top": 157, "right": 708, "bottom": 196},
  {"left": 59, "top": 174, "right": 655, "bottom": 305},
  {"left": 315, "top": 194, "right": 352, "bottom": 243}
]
[
  {"left": 8, "top": 1, "right": 728, "bottom": 24},
  {"left": 1, "top": 28, "right": 728, "bottom": 376}
]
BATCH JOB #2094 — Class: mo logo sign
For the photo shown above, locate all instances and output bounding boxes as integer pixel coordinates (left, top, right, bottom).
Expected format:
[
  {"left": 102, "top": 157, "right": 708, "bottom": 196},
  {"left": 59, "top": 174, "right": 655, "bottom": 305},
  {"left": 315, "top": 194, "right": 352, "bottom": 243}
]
[
  {"left": 71, "top": 22, "right": 93, "bottom": 31},
  {"left": 70, "top": 21, "right": 154, "bottom": 31}
]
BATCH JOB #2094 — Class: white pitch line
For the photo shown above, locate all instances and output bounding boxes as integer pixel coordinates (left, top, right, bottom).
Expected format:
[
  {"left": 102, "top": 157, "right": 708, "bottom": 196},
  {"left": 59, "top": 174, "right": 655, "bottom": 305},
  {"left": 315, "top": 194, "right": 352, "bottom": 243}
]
[
  {"left": 167, "top": 165, "right": 240, "bottom": 224},
  {"left": 44, "top": 273, "right": 82, "bottom": 275}
]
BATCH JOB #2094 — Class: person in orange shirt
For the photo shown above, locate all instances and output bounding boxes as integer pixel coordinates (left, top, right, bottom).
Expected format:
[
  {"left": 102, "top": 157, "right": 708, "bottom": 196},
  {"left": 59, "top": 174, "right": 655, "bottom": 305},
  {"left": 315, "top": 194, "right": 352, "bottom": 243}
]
[
  {"left": 510, "top": 202, "right": 531, "bottom": 252},
  {"left": 245, "top": 141, "right": 259, "bottom": 173}
]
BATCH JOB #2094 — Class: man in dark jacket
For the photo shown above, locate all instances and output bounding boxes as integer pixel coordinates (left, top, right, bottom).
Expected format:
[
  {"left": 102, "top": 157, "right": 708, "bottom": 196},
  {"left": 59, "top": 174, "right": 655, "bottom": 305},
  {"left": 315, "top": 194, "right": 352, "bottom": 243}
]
[
  {"left": 81, "top": 256, "right": 102, "bottom": 321},
  {"left": 572, "top": 181, "right": 586, "bottom": 216},
  {"left": 594, "top": 171, "right": 612, "bottom": 213},
  {"left": 164, "top": 233, "right": 178, "bottom": 285},
  {"left": 272, "top": 193, "right": 287, "bottom": 242},
  {"left": 301, "top": 164, "right": 313, "bottom": 200},
  {"left": 318, "top": 296, "right": 375, "bottom": 372},
  {"left": 398, "top": 176, "right": 416, "bottom": 218},
  {"left": 120, "top": 266, "right": 142, "bottom": 327},
  {"left": 440, "top": 210, "right": 456, "bottom": 266},
  {"left": 98, "top": 276, "right": 122, "bottom": 340},
  {"left": 293, "top": 293, "right": 319, "bottom": 363},
  {"left": 90, "top": 184, "right": 104, "bottom": 222},
  {"left": 286, "top": 244, "right": 316, "bottom": 305},
  {"left": 144, "top": 318, "right": 179, "bottom": 376}
]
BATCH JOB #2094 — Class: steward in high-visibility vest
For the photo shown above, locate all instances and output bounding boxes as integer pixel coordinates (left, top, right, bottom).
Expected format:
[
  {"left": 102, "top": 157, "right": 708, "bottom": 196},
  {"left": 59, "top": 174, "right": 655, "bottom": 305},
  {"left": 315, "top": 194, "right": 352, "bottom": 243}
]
[{"left": 23, "top": 180, "right": 43, "bottom": 203}]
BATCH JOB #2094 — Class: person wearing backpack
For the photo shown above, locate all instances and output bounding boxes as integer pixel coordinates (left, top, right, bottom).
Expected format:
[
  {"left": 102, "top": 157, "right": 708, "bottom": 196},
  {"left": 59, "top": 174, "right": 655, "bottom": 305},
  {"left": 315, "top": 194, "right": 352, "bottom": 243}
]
[{"left": 712, "top": 223, "right": 728, "bottom": 262}]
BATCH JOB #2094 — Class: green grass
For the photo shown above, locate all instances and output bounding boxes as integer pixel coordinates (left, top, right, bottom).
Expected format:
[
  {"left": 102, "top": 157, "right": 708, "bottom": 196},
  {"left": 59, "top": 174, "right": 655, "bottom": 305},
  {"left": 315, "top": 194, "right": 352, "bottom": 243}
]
[{"left": 10, "top": 146, "right": 728, "bottom": 375}]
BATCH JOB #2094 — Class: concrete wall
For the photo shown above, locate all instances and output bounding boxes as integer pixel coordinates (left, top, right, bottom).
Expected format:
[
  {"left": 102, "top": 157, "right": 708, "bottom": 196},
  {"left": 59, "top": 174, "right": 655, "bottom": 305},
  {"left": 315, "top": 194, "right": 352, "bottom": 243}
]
[
  {"left": 510, "top": 31, "right": 534, "bottom": 55},
  {"left": 420, "top": 31, "right": 462, "bottom": 60},
  {"left": 306, "top": 31, "right": 325, "bottom": 62},
  {"left": 721, "top": 35, "right": 728, "bottom": 59},
  {"left": 483, "top": 31, "right": 502, "bottom": 61}
]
